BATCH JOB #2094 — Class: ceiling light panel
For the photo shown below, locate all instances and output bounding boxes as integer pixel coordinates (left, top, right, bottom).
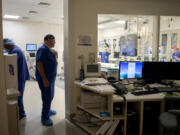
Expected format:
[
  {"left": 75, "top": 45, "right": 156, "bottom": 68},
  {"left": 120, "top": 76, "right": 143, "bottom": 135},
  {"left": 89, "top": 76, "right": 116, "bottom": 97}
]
[
  {"left": 4, "top": 14, "right": 20, "bottom": 19},
  {"left": 98, "top": 25, "right": 105, "bottom": 29}
]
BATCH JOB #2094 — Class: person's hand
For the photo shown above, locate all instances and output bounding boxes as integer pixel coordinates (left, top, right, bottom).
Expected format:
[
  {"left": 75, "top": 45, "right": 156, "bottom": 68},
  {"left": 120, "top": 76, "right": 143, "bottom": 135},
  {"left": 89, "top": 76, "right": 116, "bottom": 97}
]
[
  {"left": 175, "top": 56, "right": 177, "bottom": 59},
  {"left": 54, "top": 50, "right": 58, "bottom": 58},
  {"left": 43, "top": 78, "right": 50, "bottom": 87},
  {"left": 51, "top": 49, "right": 58, "bottom": 58}
]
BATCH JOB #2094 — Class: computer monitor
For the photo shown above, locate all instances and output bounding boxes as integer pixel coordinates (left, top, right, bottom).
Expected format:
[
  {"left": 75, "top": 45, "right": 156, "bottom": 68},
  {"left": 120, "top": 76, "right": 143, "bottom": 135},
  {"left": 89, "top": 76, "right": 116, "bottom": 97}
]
[
  {"left": 29, "top": 52, "right": 36, "bottom": 57},
  {"left": 84, "top": 63, "right": 101, "bottom": 77},
  {"left": 143, "top": 62, "right": 180, "bottom": 80},
  {"left": 26, "top": 44, "right": 37, "bottom": 51},
  {"left": 119, "top": 62, "right": 143, "bottom": 80}
]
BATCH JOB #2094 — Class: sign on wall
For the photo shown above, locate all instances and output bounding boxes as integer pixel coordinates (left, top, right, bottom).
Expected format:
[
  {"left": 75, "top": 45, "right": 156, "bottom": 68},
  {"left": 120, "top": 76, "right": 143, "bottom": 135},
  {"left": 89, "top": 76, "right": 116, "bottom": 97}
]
[{"left": 78, "top": 35, "right": 92, "bottom": 46}]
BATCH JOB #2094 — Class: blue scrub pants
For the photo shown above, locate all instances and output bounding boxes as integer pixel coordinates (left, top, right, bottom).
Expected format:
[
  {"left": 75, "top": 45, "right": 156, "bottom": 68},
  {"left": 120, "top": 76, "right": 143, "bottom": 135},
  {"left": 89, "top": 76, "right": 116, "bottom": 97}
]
[
  {"left": 18, "top": 81, "right": 26, "bottom": 119},
  {"left": 37, "top": 80, "right": 55, "bottom": 120}
]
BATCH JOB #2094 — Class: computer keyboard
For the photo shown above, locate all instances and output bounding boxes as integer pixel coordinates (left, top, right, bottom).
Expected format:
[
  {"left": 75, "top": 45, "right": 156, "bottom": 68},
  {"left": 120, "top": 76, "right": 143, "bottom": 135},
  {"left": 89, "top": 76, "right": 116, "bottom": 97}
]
[{"left": 131, "top": 90, "right": 159, "bottom": 96}]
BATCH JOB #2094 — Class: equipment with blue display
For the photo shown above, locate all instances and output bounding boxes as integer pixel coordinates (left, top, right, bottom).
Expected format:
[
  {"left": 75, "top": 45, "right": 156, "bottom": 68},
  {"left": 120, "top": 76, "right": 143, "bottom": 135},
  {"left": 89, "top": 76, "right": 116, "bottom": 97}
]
[
  {"left": 119, "top": 62, "right": 143, "bottom": 80},
  {"left": 26, "top": 44, "right": 37, "bottom": 51}
]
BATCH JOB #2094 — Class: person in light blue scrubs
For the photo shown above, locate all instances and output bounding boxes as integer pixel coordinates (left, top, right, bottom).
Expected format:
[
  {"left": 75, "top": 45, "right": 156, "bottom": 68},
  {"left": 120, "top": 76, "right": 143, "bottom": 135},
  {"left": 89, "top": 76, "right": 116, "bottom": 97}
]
[
  {"left": 172, "top": 47, "right": 180, "bottom": 62},
  {"left": 3, "top": 38, "right": 30, "bottom": 120},
  {"left": 36, "top": 34, "right": 57, "bottom": 126}
]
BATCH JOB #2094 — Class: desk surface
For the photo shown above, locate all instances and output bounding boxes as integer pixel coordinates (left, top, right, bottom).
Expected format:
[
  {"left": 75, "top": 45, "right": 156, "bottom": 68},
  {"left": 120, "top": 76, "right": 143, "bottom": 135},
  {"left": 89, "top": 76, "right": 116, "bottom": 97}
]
[
  {"left": 74, "top": 81, "right": 115, "bottom": 95},
  {"left": 75, "top": 80, "right": 165, "bottom": 101},
  {"left": 113, "top": 92, "right": 165, "bottom": 102}
]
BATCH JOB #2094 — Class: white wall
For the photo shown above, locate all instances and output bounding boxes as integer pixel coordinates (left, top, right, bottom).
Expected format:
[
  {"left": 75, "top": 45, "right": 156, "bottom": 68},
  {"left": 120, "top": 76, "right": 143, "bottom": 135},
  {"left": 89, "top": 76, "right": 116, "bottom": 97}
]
[
  {"left": 161, "top": 16, "right": 180, "bottom": 31},
  {"left": 3, "top": 20, "right": 64, "bottom": 73}
]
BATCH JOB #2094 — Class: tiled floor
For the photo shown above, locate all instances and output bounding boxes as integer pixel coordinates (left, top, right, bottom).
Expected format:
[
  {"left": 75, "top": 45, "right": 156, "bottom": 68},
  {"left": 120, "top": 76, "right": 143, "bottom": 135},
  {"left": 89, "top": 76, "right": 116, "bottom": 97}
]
[{"left": 19, "top": 81, "right": 86, "bottom": 135}]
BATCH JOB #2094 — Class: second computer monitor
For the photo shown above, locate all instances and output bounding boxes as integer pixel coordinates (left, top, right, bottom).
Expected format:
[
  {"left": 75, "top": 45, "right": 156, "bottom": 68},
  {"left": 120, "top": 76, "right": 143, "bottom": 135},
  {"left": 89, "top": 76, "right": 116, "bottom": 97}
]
[{"left": 119, "top": 62, "right": 143, "bottom": 80}]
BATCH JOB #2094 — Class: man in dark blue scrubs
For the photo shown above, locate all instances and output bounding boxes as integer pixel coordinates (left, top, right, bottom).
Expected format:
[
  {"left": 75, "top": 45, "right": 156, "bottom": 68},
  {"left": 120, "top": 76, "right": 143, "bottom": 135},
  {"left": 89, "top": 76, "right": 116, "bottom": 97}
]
[
  {"left": 3, "top": 38, "right": 30, "bottom": 120},
  {"left": 36, "top": 34, "right": 57, "bottom": 126}
]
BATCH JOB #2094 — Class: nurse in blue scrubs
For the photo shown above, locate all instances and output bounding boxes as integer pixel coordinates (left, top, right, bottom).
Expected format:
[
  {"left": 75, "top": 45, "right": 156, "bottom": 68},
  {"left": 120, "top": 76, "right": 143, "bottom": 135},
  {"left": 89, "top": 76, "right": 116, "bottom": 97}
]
[
  {"left": 3, "top": 38, "right": 30, "bottom": 120},
  {"left": 36, "top": 34, "right": 57, "bottom": 126},
  {"left": 172, "top": 47, "right": 180, "bottom": 62}
]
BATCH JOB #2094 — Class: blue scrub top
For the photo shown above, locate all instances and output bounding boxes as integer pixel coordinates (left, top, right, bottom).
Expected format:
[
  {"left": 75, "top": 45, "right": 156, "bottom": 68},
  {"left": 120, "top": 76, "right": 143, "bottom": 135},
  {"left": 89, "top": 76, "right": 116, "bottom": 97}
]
[
  {"left": 172, "top": 51, "right": 180, "bottom": 62},
  {"left": 99, "top": 52, "right": 110, "bottom": 63},
  {"left": 36, "top": 45, "right": 57, "bottom": 83},
  {"left": 8, "top": 45, "right": 30, "bottom": 87}
]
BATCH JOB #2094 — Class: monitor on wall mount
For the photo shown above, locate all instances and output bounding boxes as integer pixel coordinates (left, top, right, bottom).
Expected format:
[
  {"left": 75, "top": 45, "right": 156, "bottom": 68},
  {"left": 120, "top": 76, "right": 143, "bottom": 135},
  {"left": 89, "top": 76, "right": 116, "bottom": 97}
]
[{"left": 26, "top": 44, "right": 37, "bottom": 51}]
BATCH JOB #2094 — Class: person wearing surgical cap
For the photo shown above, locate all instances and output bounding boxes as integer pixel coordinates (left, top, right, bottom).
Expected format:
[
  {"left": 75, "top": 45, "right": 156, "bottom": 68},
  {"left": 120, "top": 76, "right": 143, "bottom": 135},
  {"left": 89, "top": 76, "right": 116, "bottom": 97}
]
[{"left": 3, "top": 38, "right": 30, "bottom": 120}]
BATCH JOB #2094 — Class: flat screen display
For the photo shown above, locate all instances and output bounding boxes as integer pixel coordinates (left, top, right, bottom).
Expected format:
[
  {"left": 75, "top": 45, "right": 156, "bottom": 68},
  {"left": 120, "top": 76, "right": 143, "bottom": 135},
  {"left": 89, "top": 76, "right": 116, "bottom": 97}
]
[
  {"left": 143, "top": 62, "right": 180, "bottom": 80},
  {"left": 26, "top": 44, "right": 37, "bottom": 51},
  {"left": 119, "top": 62, "right": 143, "bottom": 80}
]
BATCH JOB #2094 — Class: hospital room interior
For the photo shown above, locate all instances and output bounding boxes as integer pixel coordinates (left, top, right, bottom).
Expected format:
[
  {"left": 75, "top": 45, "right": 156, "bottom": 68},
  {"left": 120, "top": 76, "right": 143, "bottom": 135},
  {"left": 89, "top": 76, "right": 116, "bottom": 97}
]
[{"left": 2, "top": 0, "right": 180, "bottom": 135}]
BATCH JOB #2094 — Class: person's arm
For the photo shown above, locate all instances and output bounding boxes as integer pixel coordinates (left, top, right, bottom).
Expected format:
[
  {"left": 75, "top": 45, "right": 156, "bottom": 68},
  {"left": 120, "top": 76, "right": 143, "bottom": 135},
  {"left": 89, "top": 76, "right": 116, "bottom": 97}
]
[
  {"left": 37, "top": 61, "right": 50, "bottom": 87},
  {"left": 175, "top": 56, "right": 180, "bottom": 62}
]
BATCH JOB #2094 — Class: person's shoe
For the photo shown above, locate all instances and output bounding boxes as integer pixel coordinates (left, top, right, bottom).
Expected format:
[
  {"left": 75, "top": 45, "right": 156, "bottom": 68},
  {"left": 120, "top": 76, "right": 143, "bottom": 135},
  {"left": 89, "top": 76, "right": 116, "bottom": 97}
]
[
  {"left": 48, "top": 110, "right": 57, "bottom": 116},
  {"left": 41, "top": 118, "right": 53, "bottom": 126}
]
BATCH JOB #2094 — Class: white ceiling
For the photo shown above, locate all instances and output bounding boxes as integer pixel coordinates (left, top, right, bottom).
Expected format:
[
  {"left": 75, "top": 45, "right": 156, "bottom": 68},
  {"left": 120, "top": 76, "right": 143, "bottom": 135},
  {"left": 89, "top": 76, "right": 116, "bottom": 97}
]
[
  {"left": 98, "top": 14, "right": 180, "bottom": 30},
  {"left": 2, "top": 0, "right": 63, "bottom": 24},
  {"left": 98, "top": 14, "right": 153, "bottom": 29}
]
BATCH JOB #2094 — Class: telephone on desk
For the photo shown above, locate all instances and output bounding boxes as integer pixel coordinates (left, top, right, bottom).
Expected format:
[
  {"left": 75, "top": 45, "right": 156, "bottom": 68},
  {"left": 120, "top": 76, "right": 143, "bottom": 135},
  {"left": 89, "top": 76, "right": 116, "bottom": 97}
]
[{"left": 111, "top": 82, "right": 128, "bottom": 95}]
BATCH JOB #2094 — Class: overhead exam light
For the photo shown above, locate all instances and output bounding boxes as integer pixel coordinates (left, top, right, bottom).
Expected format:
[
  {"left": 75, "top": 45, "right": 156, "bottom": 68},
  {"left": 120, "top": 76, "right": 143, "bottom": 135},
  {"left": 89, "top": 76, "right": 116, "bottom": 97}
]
[{"left": 4, "top": 15, "right": 20, "bottom": 19}]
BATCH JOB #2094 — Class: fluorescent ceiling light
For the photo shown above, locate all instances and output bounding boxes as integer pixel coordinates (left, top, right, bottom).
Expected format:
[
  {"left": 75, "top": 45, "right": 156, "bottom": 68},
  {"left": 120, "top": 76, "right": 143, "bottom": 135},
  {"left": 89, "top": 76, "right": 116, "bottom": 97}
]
[
  {"left": 98, "top": 25, "right": 105, "bottom": 29},
  {"left": 4, "top": 15, "right": 20, "bottom": 19},
  {"left": 115, "top": 20, "right": 126, "bottom": 24}
]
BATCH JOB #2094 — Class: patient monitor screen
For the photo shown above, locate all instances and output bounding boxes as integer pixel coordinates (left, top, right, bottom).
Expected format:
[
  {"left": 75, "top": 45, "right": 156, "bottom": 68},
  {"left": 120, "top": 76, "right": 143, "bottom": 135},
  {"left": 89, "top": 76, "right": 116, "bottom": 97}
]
[
  {"left": 26, "top": 44, "right": 37, "bottom": 51},
  {"left": 119, "top": 62, "right": 143, "bottom": 80}
]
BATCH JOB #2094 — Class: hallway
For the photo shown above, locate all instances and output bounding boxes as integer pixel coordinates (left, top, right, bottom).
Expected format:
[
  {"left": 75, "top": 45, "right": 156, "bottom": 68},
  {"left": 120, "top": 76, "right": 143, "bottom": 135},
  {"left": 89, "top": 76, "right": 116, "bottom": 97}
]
[{"left": 19, "top": 81, "right": 86, "bottom": 135}]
